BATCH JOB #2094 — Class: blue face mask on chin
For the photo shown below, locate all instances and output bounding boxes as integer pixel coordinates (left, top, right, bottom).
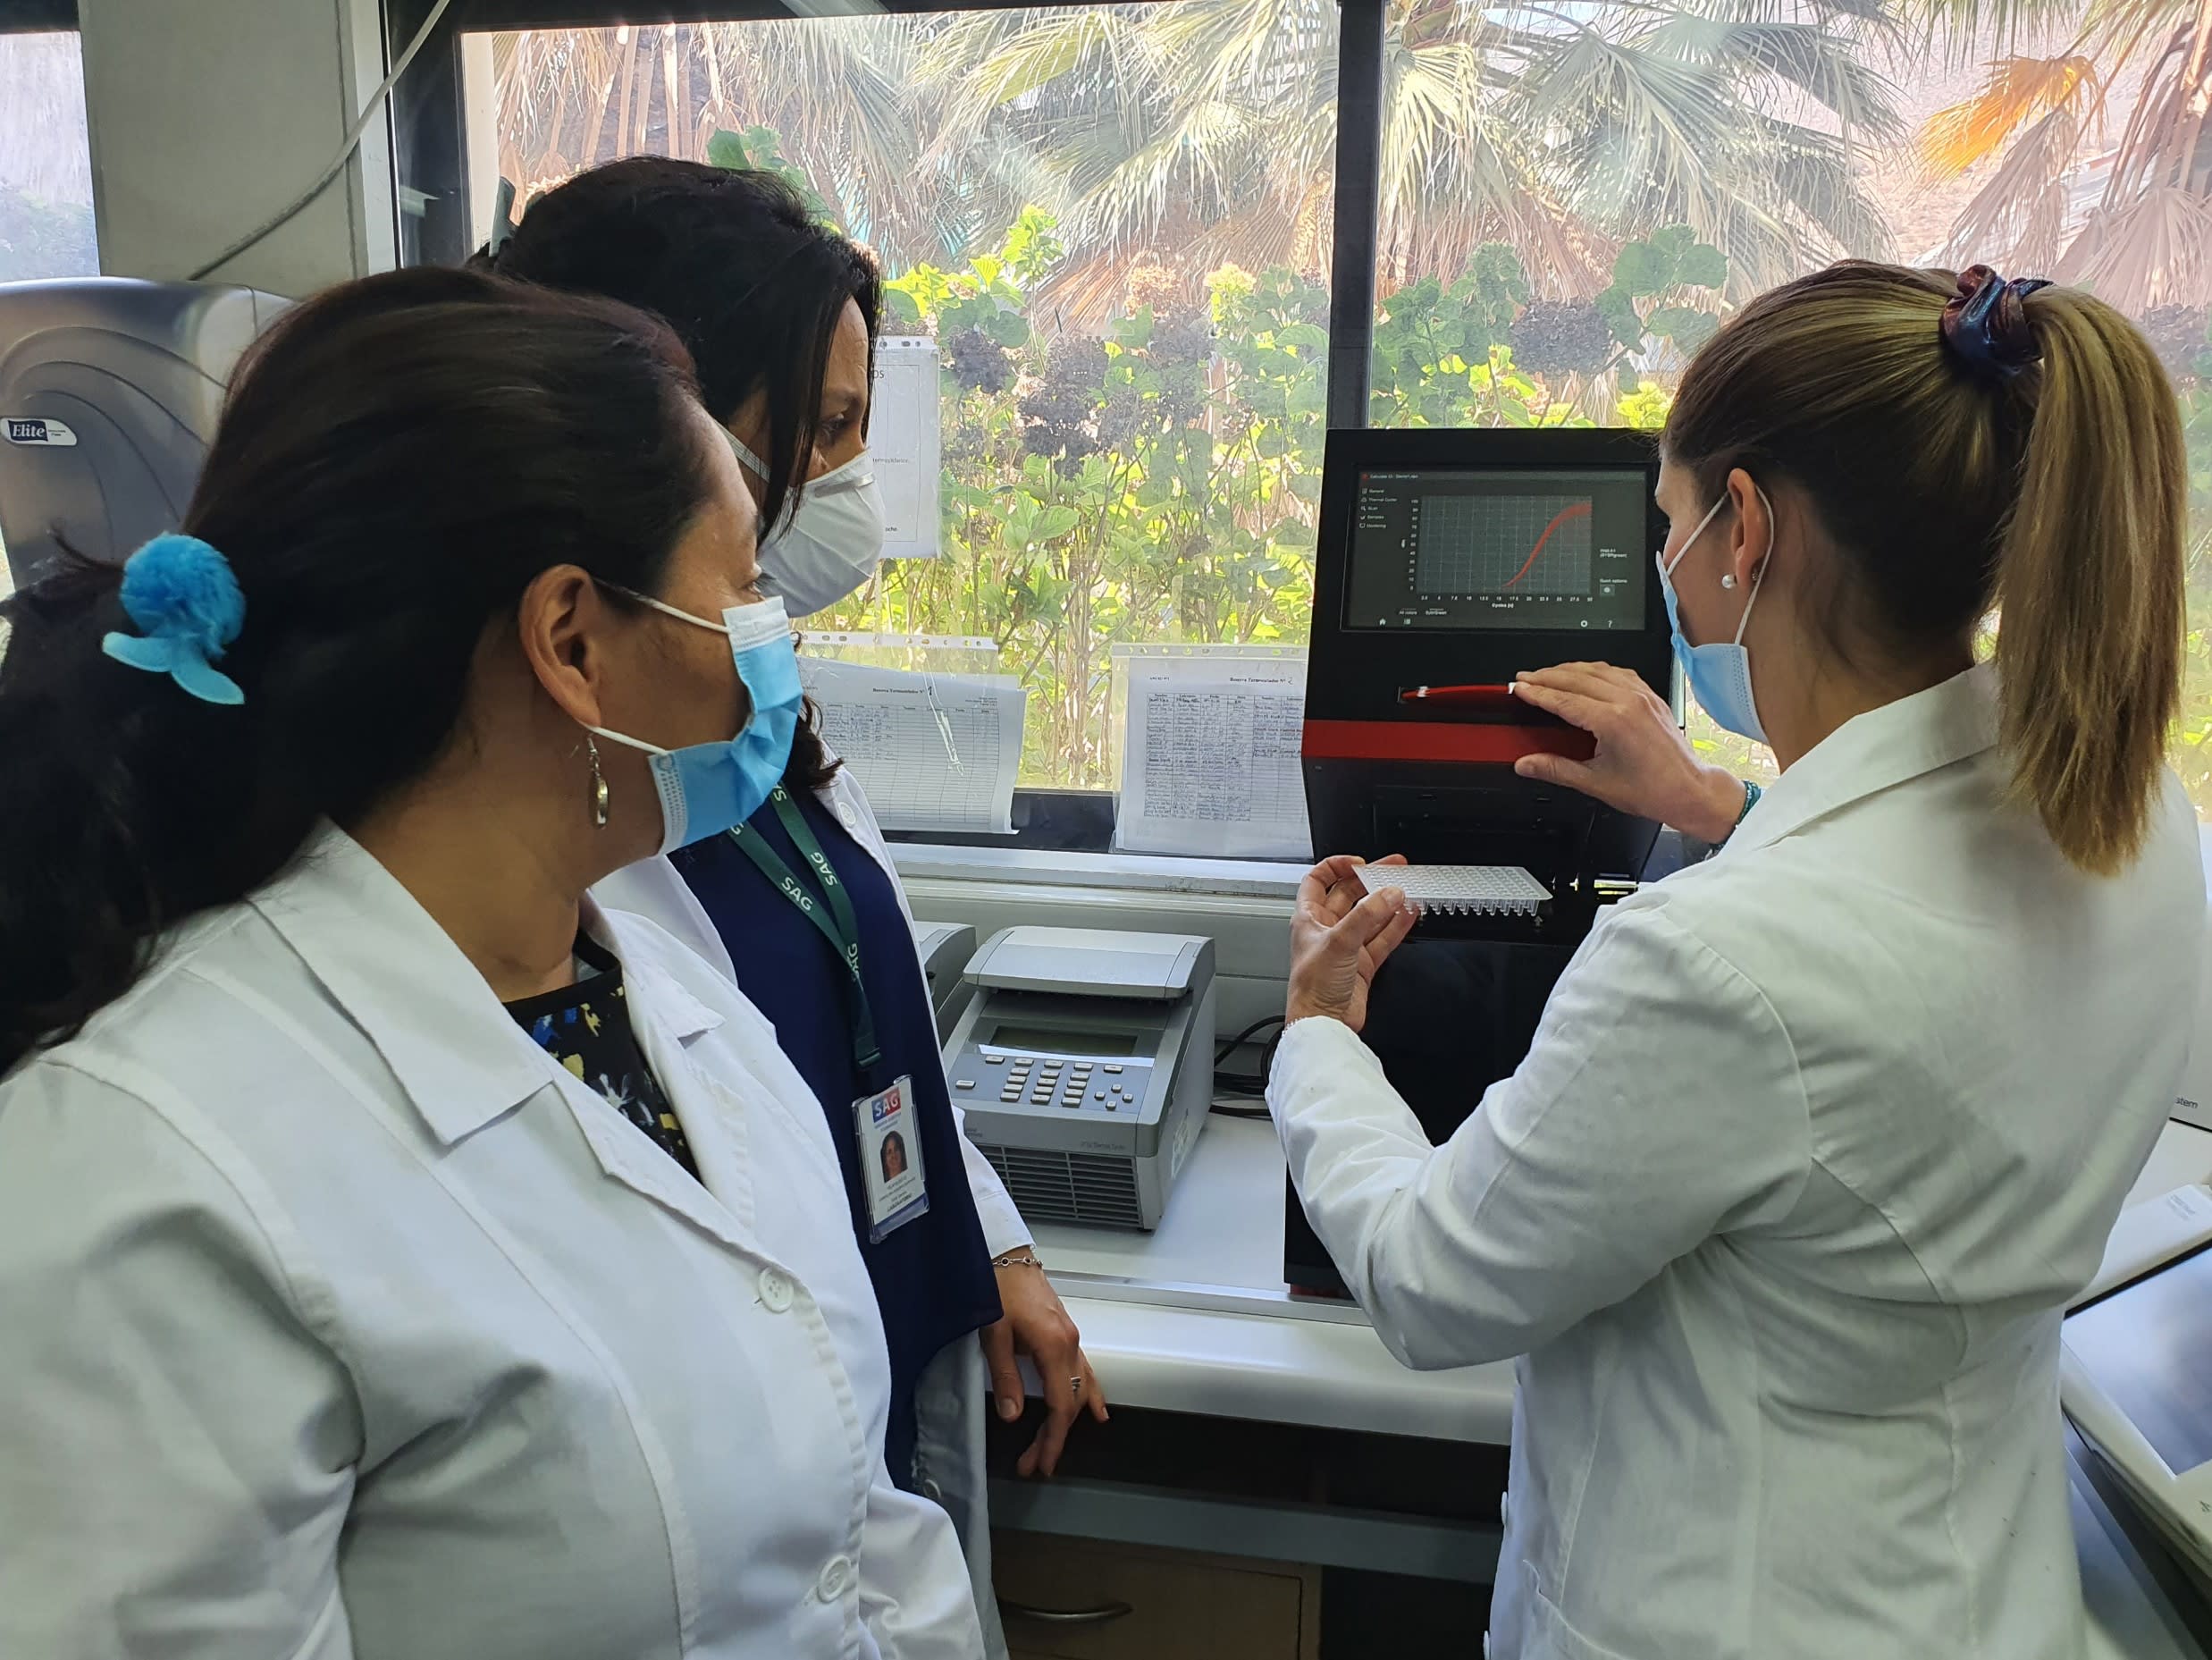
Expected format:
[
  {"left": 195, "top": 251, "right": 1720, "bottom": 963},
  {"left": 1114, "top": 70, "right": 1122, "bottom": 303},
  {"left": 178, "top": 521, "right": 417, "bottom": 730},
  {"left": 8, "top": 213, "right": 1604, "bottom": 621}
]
[
  {"left": 1659, "top": 486, "right": 1771, "bottom": 744},
  {"left": 589, "top": 592, "right": 802, "bottom": 853}
]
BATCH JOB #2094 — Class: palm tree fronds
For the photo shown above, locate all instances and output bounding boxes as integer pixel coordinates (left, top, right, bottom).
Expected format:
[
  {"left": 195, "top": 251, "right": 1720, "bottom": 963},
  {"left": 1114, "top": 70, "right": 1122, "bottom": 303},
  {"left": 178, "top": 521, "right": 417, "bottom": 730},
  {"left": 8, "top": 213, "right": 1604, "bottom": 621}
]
[
  {"left": 1918, "top": 53, "right": 2098, "bottom": 176},
  {"left": 2059, "top": 184, "right": 2212, "bottom": 309},
  {"left": 1940, "top": 99, "right": 2083, "bottom": 266}
]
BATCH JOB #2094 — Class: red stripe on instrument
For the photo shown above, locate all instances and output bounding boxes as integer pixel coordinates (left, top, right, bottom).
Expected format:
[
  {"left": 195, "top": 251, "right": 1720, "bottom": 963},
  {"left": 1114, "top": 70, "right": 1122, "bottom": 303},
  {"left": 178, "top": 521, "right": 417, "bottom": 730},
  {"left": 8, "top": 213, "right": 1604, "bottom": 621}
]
[{"left": 1301, "top": 720, "right": 1596, "bottom": 764}]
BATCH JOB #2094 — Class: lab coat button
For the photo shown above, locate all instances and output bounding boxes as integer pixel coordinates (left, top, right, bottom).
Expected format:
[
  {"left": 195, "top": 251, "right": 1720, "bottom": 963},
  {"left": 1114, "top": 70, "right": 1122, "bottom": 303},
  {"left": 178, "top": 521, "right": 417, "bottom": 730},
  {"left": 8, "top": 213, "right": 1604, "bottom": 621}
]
[
  {"left": 816, "top": 1555, "right": 855, "bottom": 1602},
  {"left": 1500, "top": 1490, "right": 1510, "bottom": 1527},
  {"left": 837, "top": 802, "right": 859, "bottom": 829},
  {"left": 758, "top": 1269, "right": 794, "bottom": 1313},
  {"left": 1482, "top": 1635, "right": 1492, "bottom": 1660}
]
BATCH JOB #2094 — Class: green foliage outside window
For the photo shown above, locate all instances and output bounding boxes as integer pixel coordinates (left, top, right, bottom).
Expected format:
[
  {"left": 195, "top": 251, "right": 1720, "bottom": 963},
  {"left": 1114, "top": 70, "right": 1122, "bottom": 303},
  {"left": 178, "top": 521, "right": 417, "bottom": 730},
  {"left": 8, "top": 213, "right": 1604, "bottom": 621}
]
[{"left": 814, "top": 206, "right": 1705, "bottom": 788}]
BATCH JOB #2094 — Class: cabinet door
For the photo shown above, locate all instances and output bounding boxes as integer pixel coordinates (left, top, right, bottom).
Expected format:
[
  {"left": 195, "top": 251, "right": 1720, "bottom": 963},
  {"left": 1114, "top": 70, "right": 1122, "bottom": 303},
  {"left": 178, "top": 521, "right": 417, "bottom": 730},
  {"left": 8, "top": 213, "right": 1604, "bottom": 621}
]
[{"left": 995, "top": 1530, "right": 1318, "bottom": 1660}]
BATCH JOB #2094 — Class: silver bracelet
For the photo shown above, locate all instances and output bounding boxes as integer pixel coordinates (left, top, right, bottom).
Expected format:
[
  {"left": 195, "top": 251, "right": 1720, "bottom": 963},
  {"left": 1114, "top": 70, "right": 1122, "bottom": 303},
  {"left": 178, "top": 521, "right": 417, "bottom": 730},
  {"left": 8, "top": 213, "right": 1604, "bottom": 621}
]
[{"left": 991, "top": 1250, "right": 1044, "bottom": 1272}]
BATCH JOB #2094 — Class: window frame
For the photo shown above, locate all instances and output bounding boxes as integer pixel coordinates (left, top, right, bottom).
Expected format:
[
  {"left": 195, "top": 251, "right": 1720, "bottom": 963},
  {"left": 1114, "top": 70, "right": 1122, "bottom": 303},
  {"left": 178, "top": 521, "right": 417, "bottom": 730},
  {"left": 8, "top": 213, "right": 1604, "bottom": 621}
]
[
  {"left": 386, "top": 0, "right": 1388, "bottom": 858},
  {"left": 0, "top": 2, "right": 78, "bottom": 34}
]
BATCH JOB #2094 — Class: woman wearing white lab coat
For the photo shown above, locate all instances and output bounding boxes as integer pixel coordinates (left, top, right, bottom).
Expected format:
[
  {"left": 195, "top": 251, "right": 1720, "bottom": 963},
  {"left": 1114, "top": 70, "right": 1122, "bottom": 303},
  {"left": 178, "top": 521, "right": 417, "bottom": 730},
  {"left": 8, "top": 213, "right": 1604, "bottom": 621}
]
[
  {"left": 0, "top": 269, "right": 983, "bottom": 1657},
  {"left": 1274, "top": 265, "right": 2208, "bottom": 1660},
  {"left": 491, "top": 161, "right": 1102, "bottom": 1653}
]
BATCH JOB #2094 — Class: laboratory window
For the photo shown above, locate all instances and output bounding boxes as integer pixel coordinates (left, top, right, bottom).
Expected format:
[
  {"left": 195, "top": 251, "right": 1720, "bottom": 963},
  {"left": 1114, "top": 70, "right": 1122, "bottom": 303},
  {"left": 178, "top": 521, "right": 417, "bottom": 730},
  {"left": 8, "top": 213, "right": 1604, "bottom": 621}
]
[
  {"left": 456, "top": 5, "right": 1334, "bottom": 849},
  {"left": 402, "top": 0, "right": 2212, "bottom": 837},
  {"left": 1368, "top": 2, "right": 2212, "bottom": 805},
  {"left": 0, "top": 25, "right": 97, "bottom": 601}
]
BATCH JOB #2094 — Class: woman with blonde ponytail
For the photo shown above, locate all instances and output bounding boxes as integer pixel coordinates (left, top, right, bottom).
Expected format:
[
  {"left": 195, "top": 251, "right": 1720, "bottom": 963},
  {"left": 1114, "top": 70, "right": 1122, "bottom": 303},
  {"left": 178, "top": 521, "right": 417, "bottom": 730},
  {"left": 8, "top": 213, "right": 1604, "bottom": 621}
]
[{"left": 1271, "top": 263, "right": 2206, "bottom": 1659}]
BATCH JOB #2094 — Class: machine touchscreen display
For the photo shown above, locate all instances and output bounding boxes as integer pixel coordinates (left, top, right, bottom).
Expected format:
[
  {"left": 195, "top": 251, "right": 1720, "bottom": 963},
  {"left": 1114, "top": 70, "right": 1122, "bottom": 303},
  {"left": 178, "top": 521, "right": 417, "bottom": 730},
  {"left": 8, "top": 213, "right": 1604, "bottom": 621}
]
[{"left": 1344, "top": 467, "right": 1650, "bottom": 633}]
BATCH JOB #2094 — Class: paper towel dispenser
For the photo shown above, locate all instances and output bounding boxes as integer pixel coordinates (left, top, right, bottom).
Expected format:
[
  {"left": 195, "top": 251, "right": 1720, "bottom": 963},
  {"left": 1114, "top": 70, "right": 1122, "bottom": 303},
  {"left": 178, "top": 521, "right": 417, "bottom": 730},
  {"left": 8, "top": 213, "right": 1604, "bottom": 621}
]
[{"left": 0, "top": 277, "right": 289, "bottom": 586}]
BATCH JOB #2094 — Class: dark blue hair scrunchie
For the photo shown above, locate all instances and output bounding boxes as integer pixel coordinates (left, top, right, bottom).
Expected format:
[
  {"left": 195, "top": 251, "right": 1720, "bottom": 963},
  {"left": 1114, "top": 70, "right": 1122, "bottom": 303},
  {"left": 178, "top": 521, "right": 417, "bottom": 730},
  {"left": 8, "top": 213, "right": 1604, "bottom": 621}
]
[
  {"left": 99, "top": 533, "right": 248, "bottom": 706},
  {"left": 1939, "top": 265, "right": 2050, "bottom": 382}
]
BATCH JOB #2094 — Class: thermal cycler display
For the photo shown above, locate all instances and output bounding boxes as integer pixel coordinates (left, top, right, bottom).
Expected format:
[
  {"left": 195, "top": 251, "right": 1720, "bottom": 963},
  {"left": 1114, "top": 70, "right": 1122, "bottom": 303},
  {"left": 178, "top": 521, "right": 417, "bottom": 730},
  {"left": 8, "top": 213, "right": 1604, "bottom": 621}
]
[{"left": 1343, "top": 467, "right": 1649, "bottom": 633}]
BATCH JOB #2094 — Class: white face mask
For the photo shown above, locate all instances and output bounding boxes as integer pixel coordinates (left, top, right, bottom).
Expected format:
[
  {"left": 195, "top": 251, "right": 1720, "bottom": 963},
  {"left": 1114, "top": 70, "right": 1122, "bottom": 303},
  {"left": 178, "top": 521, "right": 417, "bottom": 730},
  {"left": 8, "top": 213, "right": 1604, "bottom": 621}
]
[{"left": 730, "top": 435, "right": 886, "bottom": 619}]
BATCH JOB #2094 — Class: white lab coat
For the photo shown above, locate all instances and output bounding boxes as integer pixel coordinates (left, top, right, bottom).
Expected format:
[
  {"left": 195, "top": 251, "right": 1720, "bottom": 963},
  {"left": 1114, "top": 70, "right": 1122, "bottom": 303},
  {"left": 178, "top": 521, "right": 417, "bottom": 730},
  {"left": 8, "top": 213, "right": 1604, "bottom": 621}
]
[
  {"left": 0, "top": 825, "right": 986, "bottom": 1660},
  {"left": 593, "top": 763, "right": 1025, "bottom": 1659},
  {"left": 1270, "top": 664, "right": 2207, "bottom": 1660}
]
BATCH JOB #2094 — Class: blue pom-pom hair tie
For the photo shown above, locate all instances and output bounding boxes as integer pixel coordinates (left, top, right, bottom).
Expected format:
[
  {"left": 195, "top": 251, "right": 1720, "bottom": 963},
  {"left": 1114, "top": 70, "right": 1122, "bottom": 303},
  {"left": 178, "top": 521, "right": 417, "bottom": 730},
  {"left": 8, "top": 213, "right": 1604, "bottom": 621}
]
[
  {"left": 1939, "top": 264, "right": 2050, "bottom": 383},
  {"left": 99, "top": 533, "right": 248, "bottom": 706}
]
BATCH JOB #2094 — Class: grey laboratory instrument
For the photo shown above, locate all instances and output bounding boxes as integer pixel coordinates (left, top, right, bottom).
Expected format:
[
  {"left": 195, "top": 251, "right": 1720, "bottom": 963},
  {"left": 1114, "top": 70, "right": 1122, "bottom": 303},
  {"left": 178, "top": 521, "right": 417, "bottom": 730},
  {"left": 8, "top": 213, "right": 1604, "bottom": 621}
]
[
  {"left": 0, "top": 277, "right": 289, "bottom": 584},
  {"left": 944, "top": 926, "right": 1215, "bottom": 1231},
  {"left": 2062, "top": 1184, "right": 2212, "bottom": 1590},
  {"left": 910, "top": 919, "right": 979, "bottom": 1041},
  {"left": 2174, "top": 905, "right": 2212, "bottom": 1132}
]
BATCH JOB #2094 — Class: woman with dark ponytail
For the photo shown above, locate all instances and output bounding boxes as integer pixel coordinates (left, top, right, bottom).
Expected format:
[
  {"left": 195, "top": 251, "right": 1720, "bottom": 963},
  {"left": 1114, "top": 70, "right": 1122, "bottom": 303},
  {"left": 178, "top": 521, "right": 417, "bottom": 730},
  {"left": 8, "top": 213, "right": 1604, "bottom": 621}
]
[
  {"left": 1275, "top": 265, "right": 2205, "bottom": 1659},
  {"left": 0, "top": 266, "right": 984, "bottom": 1658}
]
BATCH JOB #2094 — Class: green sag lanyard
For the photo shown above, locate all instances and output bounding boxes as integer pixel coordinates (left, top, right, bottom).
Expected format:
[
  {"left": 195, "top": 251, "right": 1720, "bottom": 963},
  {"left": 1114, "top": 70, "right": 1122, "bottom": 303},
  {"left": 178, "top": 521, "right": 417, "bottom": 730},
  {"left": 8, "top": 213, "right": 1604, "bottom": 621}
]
[{"left": 727, "top": 787, "right": 882, "bottom": 1071}]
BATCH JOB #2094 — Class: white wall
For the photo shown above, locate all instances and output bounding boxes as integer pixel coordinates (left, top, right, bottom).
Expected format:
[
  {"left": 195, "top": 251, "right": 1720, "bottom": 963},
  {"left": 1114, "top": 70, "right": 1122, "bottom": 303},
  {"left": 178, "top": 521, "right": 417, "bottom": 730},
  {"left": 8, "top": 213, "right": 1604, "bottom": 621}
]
[{"left": 77, "top": 0, "right": 397, "bottom": 296}]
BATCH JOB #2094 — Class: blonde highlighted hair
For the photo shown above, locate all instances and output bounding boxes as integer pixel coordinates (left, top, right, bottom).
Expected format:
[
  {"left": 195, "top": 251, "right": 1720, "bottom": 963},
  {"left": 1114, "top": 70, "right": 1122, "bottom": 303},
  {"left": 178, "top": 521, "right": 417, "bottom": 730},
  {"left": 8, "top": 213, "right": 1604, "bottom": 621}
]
[{"left": 1665, "top": 262, "right": 2185, "bottom": 874}]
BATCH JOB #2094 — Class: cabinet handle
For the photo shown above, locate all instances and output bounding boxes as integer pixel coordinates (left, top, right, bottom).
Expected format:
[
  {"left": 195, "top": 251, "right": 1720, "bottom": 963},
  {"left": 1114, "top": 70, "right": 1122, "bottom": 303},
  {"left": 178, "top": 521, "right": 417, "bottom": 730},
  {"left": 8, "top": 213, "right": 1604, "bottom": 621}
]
[{"left": 998, "top": 1598, "right": 1135, "bottom": 1627}]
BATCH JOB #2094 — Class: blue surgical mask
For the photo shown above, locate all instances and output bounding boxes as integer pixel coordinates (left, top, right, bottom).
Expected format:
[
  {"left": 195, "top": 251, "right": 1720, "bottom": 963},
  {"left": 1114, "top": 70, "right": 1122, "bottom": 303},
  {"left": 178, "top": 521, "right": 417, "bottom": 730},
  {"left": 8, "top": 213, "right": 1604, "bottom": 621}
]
[
  {"left": 590, "top": 594, "right": 802, "bottom": 853},
  {"left": 1658, "top": 487, "right": 1770, "bottom": 744}
]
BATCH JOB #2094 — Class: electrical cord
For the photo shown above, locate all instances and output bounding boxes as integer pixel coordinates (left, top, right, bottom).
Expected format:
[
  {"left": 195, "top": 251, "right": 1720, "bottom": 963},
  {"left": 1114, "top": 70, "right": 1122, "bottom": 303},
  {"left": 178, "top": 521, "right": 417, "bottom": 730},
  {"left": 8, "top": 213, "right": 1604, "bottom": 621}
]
[
  {"left": 1213, "top": 1014, "right": 1290, "bottom": 1115},
  {"left": 1215, "top": 1015, "right": 1285, "bottom": 1065},
  {"left": 187, "top": 0, "right": 458, "bottom": 282}
]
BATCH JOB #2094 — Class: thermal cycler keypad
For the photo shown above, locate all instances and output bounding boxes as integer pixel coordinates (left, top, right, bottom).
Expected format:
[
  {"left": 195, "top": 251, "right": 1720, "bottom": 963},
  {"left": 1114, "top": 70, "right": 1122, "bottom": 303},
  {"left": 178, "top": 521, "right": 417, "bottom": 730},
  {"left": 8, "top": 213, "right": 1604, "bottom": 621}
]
[{"left": 972, "top": 1047, "right": 1153, "bottom": 1113}]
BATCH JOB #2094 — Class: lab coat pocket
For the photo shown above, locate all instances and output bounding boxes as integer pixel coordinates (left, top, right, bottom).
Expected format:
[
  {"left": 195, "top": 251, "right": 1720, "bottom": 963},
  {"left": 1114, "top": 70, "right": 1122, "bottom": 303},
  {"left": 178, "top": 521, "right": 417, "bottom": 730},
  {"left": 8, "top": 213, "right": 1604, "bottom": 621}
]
[{"left": 1523, "top": 1562, "right": 1640, "bottom": 1660}]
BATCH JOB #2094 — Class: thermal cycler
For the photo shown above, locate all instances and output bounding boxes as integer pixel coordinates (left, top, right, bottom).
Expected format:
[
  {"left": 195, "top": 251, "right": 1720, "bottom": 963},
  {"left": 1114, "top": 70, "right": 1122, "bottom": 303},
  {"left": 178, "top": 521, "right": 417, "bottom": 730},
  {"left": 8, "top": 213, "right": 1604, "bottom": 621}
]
[
  {"left": 942, "top": 927, "right": 1215, "bottom": 1231},
  {"left": 1287, "top": 427, "right": 1678, "bottom": 1293}
]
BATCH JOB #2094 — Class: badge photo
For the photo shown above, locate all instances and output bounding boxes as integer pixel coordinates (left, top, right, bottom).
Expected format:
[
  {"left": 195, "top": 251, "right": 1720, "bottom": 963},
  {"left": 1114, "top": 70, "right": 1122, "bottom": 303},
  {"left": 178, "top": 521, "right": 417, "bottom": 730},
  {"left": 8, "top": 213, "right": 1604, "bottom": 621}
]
[{"left": 854, "top": 1074, "right": 929, "bottom": 1243}]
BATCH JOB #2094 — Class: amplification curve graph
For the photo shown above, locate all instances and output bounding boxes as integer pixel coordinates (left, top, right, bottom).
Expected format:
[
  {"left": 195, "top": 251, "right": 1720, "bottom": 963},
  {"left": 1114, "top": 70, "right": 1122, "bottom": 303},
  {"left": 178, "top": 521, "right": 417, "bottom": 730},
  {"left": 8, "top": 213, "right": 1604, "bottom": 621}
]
[{"left": 1417, "top": 495, "right": 1594, "bottom": 597}]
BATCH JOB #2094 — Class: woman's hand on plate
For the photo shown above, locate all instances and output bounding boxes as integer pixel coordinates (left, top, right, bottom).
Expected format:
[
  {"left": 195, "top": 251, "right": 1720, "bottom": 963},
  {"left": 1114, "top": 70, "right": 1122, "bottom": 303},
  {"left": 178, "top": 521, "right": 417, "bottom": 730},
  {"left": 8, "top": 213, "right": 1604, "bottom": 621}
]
[{"left": 1284, "top": 854, "right": 1417, "bottom": 1034}]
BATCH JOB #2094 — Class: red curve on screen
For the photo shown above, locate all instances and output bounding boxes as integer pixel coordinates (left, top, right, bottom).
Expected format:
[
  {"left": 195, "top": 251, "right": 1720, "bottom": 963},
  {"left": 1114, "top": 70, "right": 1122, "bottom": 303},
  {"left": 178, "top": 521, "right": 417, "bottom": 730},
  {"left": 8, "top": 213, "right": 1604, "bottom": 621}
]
[{"left": 1501, "top": 501, "right": 1593, "bottom": 591}]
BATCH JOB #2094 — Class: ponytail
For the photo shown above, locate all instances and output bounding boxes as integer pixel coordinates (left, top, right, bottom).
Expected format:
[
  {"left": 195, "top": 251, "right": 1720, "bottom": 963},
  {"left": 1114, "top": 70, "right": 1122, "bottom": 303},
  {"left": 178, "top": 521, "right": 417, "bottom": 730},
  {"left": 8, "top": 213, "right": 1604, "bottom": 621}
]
[
  {"left": 1666, "top": 261, "right": 2188, "bottom": 876},
  {"left": 1997, "top": 288, "right": 2185, "bottom": 874}
]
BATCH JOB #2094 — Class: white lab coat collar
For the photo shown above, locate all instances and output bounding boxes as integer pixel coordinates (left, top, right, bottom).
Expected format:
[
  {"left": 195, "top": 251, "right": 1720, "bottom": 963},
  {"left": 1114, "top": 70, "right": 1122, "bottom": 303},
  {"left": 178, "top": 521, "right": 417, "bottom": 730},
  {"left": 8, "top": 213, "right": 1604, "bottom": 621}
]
[
  {"left": 589, "top": 761, "right": 900, "bottom": 989},
  {"left": 248, "top": 827, "right": 753, "bottom": 1257},
  {"left": 1729, "top": 661, "right": 1999, "bottom": 855},
  {"left": 249, "top": 825, "right": 551, "bottom": 1148},
  {"left": 248, "top": 828, "right": 734, "bottom": 1168}
]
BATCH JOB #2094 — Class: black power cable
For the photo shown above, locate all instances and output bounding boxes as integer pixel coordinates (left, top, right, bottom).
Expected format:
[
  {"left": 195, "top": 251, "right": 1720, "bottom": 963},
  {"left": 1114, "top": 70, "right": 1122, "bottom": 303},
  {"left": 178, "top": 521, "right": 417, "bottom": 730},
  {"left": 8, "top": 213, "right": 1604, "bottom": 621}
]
[{"left": 1213, "top": 1014, "right": 1290, "bottom": 1116}]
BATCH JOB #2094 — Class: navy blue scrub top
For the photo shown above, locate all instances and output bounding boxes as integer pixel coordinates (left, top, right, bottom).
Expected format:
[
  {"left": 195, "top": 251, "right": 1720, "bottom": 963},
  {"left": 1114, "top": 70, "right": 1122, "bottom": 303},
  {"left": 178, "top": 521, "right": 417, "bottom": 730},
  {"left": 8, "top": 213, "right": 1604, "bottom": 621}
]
[{"left": 672, "top": 788, "right": 1002, "bottom": 1487}]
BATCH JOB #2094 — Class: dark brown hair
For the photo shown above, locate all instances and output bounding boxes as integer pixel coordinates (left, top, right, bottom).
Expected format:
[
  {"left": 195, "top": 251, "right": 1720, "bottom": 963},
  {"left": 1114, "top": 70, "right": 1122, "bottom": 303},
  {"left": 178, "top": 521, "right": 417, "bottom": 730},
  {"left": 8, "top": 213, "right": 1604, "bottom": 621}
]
[
  {"left": 487, "top": 156, "right": 882, "bottom": 539},
  {"left": 1665, "top": 261, "right": 2185, "bottom": 873},
  {"left": 487, "top": 156, "right": 876, "bottom": 793},
  {"left": 0, "top": 266, "right": 716, "bottom": 1070}
]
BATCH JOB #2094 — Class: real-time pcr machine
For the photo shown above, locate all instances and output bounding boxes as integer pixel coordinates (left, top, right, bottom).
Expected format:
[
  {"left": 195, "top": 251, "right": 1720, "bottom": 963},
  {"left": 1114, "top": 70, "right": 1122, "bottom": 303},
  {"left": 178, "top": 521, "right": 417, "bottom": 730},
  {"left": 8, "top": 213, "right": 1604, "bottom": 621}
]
[{"left": 1289, "top": 427, "right": 1679, "bottom": 1293}]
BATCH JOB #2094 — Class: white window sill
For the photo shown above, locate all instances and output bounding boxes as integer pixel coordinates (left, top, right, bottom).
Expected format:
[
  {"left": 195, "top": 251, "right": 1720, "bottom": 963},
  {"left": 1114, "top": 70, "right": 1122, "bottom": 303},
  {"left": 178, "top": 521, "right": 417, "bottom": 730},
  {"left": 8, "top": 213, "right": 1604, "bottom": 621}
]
[{"left": 888, "top": 841, "right": 1308, "bottom": 900}]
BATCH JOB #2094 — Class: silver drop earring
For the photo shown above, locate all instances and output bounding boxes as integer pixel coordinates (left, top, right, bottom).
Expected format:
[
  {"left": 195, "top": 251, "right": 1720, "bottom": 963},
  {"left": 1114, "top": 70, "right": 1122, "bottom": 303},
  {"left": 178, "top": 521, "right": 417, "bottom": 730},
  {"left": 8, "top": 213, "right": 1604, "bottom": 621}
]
[{"left": 587, "top": 735, "right": 610, "bottom": 828}]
